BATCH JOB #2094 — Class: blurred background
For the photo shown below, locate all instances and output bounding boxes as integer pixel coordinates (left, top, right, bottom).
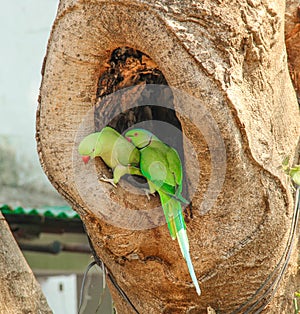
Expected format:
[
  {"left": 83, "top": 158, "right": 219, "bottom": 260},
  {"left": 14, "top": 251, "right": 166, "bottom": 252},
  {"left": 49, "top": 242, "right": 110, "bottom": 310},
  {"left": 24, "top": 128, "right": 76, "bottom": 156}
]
[
  {"left": 1, "top": 0, "right": 63, "bottom": 207},
  {"left": 0, "top": 1, "right": 112, "bottom": 313}
]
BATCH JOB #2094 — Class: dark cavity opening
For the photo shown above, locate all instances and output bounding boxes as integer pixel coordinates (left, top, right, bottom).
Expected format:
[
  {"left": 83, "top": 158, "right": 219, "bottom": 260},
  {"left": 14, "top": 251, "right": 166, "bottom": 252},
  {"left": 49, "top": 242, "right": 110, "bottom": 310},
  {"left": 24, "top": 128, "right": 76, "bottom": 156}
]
[{"left": 94, "top": 47, "right": 182, "bottom": 137}]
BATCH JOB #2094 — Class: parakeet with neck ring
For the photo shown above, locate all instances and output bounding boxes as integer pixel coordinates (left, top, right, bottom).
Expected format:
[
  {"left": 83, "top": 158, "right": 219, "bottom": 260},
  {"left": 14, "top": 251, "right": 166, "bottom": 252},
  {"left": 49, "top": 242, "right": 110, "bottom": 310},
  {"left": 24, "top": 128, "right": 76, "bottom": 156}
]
[{"left": 125, "top": 128, "right": 201, "bottom": 295}]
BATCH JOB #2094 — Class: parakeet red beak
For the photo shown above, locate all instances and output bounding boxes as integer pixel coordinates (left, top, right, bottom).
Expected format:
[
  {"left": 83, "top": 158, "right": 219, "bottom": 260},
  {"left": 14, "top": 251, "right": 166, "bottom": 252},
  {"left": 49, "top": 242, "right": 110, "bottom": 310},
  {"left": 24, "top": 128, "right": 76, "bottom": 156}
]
[
  {"left": 82, "top": 156, "right": 91, "bottom": 164},
  {"left": 126, "top": 136, "right": 132, "bottom": 142}
]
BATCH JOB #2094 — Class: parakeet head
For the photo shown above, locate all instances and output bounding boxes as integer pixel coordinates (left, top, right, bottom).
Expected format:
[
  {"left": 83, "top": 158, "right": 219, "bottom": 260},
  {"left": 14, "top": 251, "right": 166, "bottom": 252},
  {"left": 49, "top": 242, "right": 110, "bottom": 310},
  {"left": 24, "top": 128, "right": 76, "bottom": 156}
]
[
  {"left": 78, "top": 132, "right": 102, "bottom": 164},
  {"left": 125, "top": 128, "right": 157, "bottom": 149}
]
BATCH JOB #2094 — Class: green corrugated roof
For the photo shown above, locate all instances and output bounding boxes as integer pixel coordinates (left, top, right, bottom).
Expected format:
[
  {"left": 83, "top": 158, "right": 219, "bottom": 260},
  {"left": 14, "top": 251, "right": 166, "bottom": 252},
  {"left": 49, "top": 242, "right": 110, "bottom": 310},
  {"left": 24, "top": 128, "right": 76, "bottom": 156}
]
[{"left": 0, "top": 204, "right": 80, "bottom": 219}]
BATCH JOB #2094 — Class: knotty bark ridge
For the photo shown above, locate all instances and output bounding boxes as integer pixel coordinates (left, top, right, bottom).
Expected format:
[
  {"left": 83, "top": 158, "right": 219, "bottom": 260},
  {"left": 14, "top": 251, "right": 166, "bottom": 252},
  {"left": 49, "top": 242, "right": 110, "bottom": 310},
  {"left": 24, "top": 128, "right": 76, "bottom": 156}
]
[{"left": 37, "top": 0, "right": 300, "bottom": 313}]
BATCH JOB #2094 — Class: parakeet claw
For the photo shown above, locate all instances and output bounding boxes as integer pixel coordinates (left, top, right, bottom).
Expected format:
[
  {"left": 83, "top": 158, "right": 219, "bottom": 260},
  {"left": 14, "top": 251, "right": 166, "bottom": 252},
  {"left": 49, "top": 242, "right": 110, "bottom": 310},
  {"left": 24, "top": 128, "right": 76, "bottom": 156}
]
[
  {"left": 100, "top": 175, "right": 117, "bottom": 188},
  {"left": 143, "top": 189, "right": 155, "bottom": 201}
]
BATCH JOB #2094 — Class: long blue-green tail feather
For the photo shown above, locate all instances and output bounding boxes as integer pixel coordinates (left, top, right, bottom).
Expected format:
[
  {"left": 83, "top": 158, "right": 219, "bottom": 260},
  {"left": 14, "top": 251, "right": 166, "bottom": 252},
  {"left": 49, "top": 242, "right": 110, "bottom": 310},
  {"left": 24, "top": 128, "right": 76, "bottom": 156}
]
[
  {"left": 159, "top": 192, "right": 177, "bottom": 240},
  {"left": 177, "top": 228, "right": 201, "bottom": 296},
  {"left": 159, "top": 192, "right": 201, "bottom": 295}
]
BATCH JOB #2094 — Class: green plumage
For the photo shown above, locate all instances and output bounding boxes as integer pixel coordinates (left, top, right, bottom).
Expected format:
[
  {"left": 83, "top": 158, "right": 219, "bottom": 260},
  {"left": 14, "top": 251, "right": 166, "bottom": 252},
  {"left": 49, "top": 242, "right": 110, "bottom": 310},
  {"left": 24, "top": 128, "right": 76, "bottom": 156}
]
[
  {"left": 78, "top": 126, "right": 142, "bottom": 185},
  {"left": 282, "top": 157, "right": 300, "bottom": 186},
  {"left": 289, "top": 166, "right": 300, "bottom": 186},
  {"left": 125, "top": 128, "right": 201, "bottom": 295}
]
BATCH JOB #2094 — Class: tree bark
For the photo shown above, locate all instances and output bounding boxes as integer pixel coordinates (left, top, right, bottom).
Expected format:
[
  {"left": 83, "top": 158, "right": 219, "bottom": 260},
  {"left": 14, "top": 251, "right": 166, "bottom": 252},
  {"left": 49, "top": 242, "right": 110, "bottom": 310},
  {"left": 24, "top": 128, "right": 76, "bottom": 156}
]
[
  {"left": 37, "top": 0, "right": 300, "bottom": 313},
  {"left": 286, "top": 0, "right": 300, "bottom": 100},
  {"left": 0, "top": 212, "right": 52, "bottom": 313}
]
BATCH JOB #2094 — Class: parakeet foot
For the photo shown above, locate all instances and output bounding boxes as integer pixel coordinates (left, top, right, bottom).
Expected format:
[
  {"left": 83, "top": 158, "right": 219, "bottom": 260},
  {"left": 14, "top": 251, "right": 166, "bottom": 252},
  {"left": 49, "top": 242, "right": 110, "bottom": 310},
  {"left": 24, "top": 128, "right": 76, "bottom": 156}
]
[
  {"left": 143, "top": 189, "right": 155, "bottom": 200},
  {"left": 100, "top": 175, "right": 117, "bottom": 188},
  {"left": 184, "top": 202, "right": 193, "bottom": 219}
]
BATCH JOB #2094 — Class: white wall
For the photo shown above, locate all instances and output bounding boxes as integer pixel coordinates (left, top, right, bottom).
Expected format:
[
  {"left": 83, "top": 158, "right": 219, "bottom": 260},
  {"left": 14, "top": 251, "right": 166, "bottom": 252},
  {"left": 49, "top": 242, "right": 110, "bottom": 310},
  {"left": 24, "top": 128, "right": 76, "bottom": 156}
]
[{"left": 38, "top": 275, "right": 78, "bottom": 314}]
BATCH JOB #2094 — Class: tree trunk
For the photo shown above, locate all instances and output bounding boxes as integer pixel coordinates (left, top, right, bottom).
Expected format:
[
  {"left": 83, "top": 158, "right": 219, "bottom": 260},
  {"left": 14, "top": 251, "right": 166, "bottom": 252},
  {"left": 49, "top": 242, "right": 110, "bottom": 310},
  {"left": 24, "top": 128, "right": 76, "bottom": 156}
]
[
  {"left": 285, "top": 0, "right": 300, "bottom": 101},
  {"left": 0, "top": 212, "right": 52, "bottom": 313},
  {"left": 37, "top": 0, "right": 300, "bottom": 313}
]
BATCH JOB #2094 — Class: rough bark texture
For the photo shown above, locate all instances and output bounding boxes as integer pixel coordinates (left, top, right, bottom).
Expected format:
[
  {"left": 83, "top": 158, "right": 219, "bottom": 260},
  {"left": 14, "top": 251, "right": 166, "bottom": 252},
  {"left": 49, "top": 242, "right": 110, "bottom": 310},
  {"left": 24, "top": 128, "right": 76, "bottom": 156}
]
[
  {"left": 286, "top": 1, "right": 300, "bottom": 100},
  {"left": 37, "top": 0, "right": 300, "bottom": 313},
  {"left": 0, "top": 212, "right": 52, "bottom": 313}
]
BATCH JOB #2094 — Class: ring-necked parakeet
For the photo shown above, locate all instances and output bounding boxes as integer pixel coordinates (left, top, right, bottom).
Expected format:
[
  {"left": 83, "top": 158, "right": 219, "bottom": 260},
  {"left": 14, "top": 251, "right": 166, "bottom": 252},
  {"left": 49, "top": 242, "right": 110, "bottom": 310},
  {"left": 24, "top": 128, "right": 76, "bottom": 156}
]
[
  {"left": 125, "top": 128, "right": 201, "bottom": 295},
  {"left": 78, "top": 126, "right": 142, "bottom": 186}
]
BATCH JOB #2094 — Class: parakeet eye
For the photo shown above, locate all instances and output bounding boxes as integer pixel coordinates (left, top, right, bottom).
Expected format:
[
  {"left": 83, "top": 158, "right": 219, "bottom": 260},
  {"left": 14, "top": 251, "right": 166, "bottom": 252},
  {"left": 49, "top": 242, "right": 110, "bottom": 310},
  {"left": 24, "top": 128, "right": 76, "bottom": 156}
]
[{"left": 134, "top": 132, "right": 138, "bottom": 136}]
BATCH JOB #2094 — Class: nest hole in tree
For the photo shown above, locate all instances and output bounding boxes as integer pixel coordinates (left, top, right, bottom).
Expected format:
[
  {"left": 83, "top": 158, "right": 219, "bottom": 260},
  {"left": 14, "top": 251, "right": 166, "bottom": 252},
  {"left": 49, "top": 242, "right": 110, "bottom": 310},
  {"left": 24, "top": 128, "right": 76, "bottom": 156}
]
[
  {"left": 92, "top": 47, "right": 190, "bottom": 208},
  {"left": 95, "top": 47, "right": 182, "bottom": 132}
]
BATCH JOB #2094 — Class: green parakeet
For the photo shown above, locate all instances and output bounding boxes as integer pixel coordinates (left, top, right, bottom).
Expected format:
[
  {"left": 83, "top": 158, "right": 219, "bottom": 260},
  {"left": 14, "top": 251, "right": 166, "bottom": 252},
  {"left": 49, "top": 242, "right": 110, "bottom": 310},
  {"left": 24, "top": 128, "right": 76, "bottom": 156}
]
[
  {"left": 125, "top": 128, "right": 201, "bottom": 296},
  {"left": 282, "top": 157, "right": 300, "bottom": 186},
  {"left": 78, "top": 126, "right": 142, "bottom": 186},
  {"left": 289, "top": 166, "right": 300, "bottom": 186}
]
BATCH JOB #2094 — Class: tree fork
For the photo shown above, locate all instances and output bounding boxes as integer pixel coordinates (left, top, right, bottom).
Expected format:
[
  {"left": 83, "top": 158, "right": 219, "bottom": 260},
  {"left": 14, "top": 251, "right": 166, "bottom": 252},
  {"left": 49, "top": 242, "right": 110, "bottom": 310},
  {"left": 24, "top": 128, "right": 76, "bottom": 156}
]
[{"left": 37, "top": 0, "right": 300, "bottom": 313}]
